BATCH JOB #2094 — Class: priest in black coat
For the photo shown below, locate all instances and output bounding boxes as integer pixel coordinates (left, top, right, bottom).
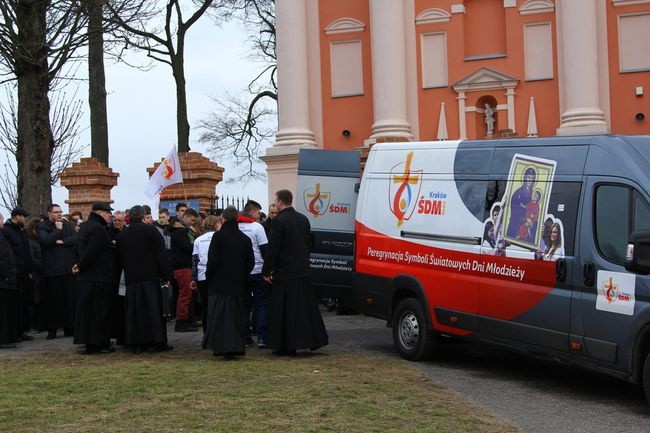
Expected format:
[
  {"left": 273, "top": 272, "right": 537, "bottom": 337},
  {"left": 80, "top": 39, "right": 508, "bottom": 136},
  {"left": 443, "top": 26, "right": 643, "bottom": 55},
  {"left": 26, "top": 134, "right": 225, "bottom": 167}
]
[
  {"left": 72, "top": 202, "right": 118, "bottom": 354},
  {"left": 262, "top": 189, "right": 328, "bottom": 355},
  {"left": 203, "top": 206, "right": 254, "bottom": 359},
  {"left": 117, "top": 205, "right": 173, "bottom": 353}
]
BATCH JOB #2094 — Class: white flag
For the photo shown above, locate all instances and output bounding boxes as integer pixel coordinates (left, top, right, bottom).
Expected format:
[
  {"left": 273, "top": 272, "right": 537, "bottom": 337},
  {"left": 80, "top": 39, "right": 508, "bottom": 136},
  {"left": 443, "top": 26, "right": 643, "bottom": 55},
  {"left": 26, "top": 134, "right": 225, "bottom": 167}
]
[{"left": 145, "top": 147, "right": 183, "bottom": 198}]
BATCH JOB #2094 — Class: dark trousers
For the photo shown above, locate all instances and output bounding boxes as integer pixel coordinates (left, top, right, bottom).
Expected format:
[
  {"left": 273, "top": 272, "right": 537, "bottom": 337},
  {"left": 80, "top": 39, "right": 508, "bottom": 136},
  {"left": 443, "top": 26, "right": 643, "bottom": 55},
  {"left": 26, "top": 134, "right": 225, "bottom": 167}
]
[
  {"left": 248, "top": 274, "right": 269, "bottom": 341},
  {"left": 0, "top": 289, "right": 19, "bottom": 343},
  {"left": 16, "top": 273, "right": 33, "bottom": 334}
]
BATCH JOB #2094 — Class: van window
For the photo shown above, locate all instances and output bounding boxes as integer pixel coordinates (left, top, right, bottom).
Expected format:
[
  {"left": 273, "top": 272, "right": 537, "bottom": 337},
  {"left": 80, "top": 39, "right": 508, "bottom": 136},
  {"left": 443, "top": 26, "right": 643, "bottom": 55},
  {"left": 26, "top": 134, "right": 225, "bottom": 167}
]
[
  {"left": 595, "top": 185, "right": 630, "bottom": 264},
  {"left": 633, "top": 191, "right": 650, "bottom": 232}
]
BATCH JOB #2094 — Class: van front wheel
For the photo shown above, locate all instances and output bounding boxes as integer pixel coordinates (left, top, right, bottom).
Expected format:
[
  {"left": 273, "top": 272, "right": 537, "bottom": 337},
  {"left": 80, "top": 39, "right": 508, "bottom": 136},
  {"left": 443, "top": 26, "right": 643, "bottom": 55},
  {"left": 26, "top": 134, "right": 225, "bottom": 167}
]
[
  {"left": 392, "top": 298, "right": 435, "bottom": 361},
  {"left": 643, "top": 352, "right": 650, "bottom": 404}
]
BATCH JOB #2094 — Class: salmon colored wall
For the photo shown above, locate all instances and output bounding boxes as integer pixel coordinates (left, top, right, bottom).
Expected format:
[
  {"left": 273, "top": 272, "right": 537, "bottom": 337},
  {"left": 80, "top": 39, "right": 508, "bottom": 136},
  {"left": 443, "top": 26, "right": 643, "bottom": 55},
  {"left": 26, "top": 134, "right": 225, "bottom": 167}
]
[
  {"left": 319, "top": 0, "right": 374, "bottom": 151},
  {"left": 464, "top": 0, "right": 507, "bottom": 58},
  {"left": 415, "top": 0, "right": 559, "bottom": 140},
  {"left": 606, "top": 2, "right": 650, "bottom": 134}
]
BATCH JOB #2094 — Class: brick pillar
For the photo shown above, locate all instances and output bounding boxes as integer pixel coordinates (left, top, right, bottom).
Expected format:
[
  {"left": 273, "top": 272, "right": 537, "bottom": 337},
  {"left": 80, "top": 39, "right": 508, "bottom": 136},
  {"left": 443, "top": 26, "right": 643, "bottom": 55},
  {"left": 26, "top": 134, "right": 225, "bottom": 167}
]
[
  {"left": 147, "top": 152, "right": 224, "bottom": 213},
  {"left": 59, "top": 157, "right": 119, "bottom": 217}
]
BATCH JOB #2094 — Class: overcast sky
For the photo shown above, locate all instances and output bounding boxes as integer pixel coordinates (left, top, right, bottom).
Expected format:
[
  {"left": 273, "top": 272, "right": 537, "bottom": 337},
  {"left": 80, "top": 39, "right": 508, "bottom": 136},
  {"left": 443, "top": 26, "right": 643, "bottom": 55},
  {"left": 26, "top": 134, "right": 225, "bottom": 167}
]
[{"left": 1, "top": 14, "right": 272, "bottom": 217}]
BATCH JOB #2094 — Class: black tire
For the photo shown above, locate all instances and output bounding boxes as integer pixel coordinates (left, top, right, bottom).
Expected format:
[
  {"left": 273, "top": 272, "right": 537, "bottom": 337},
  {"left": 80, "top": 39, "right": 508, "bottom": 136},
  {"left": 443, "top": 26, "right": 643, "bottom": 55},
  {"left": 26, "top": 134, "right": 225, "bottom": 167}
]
[
  {"left": 643, "top": 352, "right": 650, "bottom": 404},
  {"left": 392, "top": 298, "right": 435, "bottom": 361}
]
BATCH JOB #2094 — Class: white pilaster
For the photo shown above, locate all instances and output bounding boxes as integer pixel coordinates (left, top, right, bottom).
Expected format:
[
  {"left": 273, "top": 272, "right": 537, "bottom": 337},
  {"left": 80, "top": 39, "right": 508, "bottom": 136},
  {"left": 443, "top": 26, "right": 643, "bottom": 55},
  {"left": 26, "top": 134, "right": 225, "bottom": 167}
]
[
  {"left": 457, "top": 92, "right": 467, "bottom": 140},
  {"left": 272, "top": 0, "right": 317, "bottom": 149},
  {"left": 556, "top": 0, "right": 608, "bottom": 135},
  {"left": 369, "top": 0, "right": 413, "bottom": 140},
  {"left": 506, "top": 88, "right": 516, "bottom": 132}
]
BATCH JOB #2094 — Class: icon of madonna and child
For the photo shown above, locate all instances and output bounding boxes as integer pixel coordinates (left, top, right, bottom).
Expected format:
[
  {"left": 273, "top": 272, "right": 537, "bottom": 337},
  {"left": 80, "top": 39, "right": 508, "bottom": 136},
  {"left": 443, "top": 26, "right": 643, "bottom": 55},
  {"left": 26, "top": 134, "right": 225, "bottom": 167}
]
[{"left": 481, "top": 154, "right": 564, "bottom": 261}]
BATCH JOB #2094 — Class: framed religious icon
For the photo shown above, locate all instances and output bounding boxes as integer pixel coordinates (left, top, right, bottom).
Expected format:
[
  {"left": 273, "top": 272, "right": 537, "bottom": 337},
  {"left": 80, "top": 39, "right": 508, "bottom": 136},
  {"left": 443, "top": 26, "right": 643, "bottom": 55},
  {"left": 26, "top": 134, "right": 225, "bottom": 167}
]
[{"left": 501, "top": 154, "right": 556, "bottom": 250}]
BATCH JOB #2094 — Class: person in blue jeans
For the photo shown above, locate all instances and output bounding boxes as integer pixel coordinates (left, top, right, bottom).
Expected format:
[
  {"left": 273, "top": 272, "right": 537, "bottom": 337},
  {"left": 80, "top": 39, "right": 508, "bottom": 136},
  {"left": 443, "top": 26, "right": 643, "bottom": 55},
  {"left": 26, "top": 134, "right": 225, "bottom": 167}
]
[{"left": 237, "top": 200, "right": 269, "bottom": 348}]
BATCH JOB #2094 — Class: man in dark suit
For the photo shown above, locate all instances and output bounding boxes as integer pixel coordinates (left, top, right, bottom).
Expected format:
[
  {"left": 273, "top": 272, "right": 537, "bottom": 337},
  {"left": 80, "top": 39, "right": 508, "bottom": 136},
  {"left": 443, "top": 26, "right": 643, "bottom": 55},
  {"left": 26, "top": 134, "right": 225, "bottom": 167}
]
[{"left": 262, "top": 189, "right": 328, "bottom": 355}]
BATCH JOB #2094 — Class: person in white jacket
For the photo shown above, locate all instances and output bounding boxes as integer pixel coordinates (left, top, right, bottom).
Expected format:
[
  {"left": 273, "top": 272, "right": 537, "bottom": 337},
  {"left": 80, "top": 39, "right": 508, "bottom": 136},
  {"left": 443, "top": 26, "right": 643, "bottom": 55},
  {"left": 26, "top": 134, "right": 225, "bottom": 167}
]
[{"left": 191, "top": 215, "right": 223, "bottom": 333}]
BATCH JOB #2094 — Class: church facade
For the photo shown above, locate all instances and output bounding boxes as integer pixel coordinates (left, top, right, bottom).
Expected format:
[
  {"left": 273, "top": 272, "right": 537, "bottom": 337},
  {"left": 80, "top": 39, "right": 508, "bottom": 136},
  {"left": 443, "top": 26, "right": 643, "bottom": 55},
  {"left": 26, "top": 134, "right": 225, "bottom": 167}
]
[{"left": 263, "top": 0, "right": 650, "bottom": 199}]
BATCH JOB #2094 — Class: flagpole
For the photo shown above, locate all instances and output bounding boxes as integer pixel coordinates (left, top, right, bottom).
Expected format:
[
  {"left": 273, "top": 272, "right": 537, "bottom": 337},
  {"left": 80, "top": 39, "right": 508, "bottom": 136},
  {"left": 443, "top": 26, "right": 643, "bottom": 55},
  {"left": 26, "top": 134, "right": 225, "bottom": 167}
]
[{"left": 181, "top": 180, "right": 188, "bottom": 204}]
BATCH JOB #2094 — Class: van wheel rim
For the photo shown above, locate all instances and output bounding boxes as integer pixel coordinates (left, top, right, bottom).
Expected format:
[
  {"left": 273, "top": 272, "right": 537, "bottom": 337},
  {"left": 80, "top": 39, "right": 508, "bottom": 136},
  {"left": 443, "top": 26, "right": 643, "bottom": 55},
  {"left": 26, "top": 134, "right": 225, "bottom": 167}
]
[{"left": 399, "top": 311, "right": 419, "bottom": 349}]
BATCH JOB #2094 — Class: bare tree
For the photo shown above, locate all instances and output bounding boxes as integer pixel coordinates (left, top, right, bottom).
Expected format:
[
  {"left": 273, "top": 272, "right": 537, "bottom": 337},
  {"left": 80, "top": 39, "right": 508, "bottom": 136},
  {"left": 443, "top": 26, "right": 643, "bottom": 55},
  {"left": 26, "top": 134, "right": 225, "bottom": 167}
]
[
  {"left": 0, "top": 0, "right": 88, "bottom": 213},
  {"left": 107, "top": 0, "right": 216, "bottom": 153},
  {"left": 199, "top": 0, "right": 276, "bottom": 181},
  {"left": 0, "top": 86, "right": 86, "bottom": 210},
  {"left": 83, "top": 0, "right": 159, "bottom": 166}
]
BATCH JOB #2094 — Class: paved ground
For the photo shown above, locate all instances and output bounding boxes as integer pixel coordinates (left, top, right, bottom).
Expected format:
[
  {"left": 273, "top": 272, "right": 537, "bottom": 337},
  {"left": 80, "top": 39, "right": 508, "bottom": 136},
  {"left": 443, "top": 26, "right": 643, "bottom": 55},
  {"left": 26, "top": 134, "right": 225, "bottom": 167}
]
[{"left": 3, "top": 310, "right": 650, "bottom": 433}]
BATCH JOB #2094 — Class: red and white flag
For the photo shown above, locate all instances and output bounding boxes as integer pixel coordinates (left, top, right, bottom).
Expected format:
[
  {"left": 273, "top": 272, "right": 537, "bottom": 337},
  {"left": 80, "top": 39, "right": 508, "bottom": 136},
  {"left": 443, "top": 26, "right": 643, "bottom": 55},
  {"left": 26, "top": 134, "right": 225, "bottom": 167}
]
[{"left": 145, "top": 147, "right": 183, "bottom": 198}]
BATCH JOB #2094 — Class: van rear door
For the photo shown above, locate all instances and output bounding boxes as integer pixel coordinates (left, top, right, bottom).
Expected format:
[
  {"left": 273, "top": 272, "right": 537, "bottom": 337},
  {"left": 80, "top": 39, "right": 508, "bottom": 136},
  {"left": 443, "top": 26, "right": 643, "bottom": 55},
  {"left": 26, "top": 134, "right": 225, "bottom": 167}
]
[{"left": 296, "top": 149, "right": 360, "bottom": 306}]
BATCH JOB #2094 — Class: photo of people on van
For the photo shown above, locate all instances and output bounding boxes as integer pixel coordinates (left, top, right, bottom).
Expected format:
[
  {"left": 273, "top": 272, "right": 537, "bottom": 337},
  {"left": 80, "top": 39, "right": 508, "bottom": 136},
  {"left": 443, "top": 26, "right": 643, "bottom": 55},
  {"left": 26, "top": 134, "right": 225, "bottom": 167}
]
[
  {"left": 481, "top": 154, "right": 565, "bottom": 260},
  {"left": 502, "top": 155, "right": 556, "bottom": 250}
]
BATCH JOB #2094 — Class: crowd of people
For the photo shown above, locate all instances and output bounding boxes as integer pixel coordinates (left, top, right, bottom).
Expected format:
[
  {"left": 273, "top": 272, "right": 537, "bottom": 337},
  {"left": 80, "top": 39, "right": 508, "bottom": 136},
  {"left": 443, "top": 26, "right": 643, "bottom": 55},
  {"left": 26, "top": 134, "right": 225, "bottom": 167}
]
[{"left": 0, "top": 189, "right": 329, "bottom": 359}]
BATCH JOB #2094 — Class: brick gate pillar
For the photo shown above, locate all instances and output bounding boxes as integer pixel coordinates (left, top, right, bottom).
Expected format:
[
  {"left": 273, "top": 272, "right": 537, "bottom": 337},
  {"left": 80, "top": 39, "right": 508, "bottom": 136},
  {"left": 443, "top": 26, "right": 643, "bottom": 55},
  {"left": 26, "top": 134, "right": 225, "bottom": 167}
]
[{"left": 59, "top": 157, "right": 120, "bottom": 217}]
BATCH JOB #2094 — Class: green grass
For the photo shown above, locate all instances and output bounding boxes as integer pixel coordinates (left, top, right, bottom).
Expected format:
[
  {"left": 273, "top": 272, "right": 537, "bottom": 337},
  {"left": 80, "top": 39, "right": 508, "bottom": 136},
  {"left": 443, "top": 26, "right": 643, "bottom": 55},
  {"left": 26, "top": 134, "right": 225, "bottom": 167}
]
[{"left": 0, "top": 350, "right": 521, "bottom": 433}]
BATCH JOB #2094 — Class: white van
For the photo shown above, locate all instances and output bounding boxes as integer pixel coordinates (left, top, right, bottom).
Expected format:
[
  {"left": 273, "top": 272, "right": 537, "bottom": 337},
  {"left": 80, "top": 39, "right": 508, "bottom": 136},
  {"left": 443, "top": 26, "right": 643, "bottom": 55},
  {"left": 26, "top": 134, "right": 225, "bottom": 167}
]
[{"left": 297, "top": 135, "right": 650, "bottom": 401}]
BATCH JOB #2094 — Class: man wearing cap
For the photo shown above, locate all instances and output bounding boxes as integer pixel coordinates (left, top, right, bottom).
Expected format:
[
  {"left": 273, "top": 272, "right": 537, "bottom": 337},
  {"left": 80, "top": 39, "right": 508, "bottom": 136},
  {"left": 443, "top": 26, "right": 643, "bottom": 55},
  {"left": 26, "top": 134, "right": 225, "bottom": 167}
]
[
  {"left": 2, "top": 207, "right": 34, "bottom": 343},
  {"left": 72, "top": 202, "right": 118, "bottom": 354}
]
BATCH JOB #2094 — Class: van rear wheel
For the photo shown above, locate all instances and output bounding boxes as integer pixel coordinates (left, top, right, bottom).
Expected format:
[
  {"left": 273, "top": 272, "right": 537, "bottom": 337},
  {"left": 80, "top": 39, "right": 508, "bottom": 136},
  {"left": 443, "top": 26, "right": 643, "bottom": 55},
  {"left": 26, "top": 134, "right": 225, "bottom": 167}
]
[{"left": 392, "top": 298, "right": 435, "bottom": 361}]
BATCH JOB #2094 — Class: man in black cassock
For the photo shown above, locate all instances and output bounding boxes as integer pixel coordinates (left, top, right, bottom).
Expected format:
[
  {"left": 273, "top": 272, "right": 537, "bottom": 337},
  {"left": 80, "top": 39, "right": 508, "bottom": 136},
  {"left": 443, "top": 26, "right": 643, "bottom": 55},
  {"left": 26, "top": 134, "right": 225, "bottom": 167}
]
[
  {"left": 262, "top": 189, "right": 328, "bottom": 356},
  {"left": 37, "top": 204, "right": 78, "bottom": 339},
  {"left": 0, "top": 227, "right": 17, "bottom": 349},
  {"left": 117, "top": 205, "right": 173, "bottom": 354},
  {"left": 72, "top": 202, "right": 118, "bottom": 354},
  {"left": 203, "top": 206, "right": 254, "bottom": 359}
]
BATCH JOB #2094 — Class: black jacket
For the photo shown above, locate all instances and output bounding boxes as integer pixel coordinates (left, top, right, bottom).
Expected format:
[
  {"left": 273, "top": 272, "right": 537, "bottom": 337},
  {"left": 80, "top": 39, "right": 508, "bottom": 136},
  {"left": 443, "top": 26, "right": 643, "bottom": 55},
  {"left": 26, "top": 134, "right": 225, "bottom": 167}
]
[
  {"left": 37, "top": 219, "right": 77, "bottom": 277},
  {"left": 206, "top": 220, "right": 254, "bottom": 297},
  {"left": 0, "top": 232, "right": 16, "bottom": 290},
  {"left": 117, "top": 221, "right": 173, "bottom": 285},
  {"left": 262, "top": 207, "right": 311, "bottom": 281},
  {"left": 2, "top": 219, "right": 32, "bottom": 274},
  {"left": 76, "top": 212, "right": 117, "bottom": 282},
  {"left": 170, "top": 223, "right": 195, "bottom": 269}
]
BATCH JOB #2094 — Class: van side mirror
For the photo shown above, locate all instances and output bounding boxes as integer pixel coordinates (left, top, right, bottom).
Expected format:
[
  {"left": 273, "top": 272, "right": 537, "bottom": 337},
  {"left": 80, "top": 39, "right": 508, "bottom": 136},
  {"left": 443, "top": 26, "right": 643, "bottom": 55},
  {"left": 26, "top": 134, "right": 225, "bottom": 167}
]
[{"left": 625, "top": 231, "right": 650, "bottom": 275}]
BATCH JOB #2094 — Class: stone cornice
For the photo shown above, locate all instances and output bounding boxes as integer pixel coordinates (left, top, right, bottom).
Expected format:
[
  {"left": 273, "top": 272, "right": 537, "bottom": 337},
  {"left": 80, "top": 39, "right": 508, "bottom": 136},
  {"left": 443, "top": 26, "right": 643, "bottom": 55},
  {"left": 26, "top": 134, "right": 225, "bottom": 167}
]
[
  {"left": 415, "top": 8, "right": 451, "bottom": 25},
  {"left": 324, "top": 18, "right": 365, "bottom": 35}
]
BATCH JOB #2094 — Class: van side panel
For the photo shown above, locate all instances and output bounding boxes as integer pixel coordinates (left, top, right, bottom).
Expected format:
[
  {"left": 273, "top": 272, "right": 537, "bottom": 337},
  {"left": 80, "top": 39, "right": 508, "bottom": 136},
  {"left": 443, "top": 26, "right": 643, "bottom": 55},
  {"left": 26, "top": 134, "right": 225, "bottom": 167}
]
[{"left": 297, "top": 149, "right": 359, "bottom": 304}]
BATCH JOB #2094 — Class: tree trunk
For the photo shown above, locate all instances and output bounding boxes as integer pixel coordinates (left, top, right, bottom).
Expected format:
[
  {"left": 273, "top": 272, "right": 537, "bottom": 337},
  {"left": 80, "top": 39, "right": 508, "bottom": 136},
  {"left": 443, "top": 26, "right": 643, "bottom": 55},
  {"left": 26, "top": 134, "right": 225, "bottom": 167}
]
[
  {"left": 87, "top": 0, "right": 109, "bottom": 165},
  {"left": 15, "top": 0, "right": 53, "bottom": 215},
  {"left": 172, "top": 51, "right": 190, "bottom": 153}
]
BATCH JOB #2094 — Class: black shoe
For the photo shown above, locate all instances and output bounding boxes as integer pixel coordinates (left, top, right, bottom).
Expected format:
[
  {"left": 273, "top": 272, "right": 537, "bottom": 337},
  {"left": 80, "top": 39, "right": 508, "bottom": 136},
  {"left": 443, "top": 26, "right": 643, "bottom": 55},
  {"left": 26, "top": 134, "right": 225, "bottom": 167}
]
[
  {"left": 97, "top": 347, "right": 115, "bottom": 355},
  {"left": 46, "top": 331, "right": 57, "bottom": 340},
  {"left": 155, "top": 344, "right": 173, "bottom": 352},
  {"left": 272, "top": 349, "right": 296, "bottom": 357},
  {"left": 20, "top": 333, "right": 34, "bottom": 341},
  {"left": 0, "top": 343, "right": 16, "bottom": 349},
  {"left": 175, "top": 321, "right": 198, "bottom": 332}
]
